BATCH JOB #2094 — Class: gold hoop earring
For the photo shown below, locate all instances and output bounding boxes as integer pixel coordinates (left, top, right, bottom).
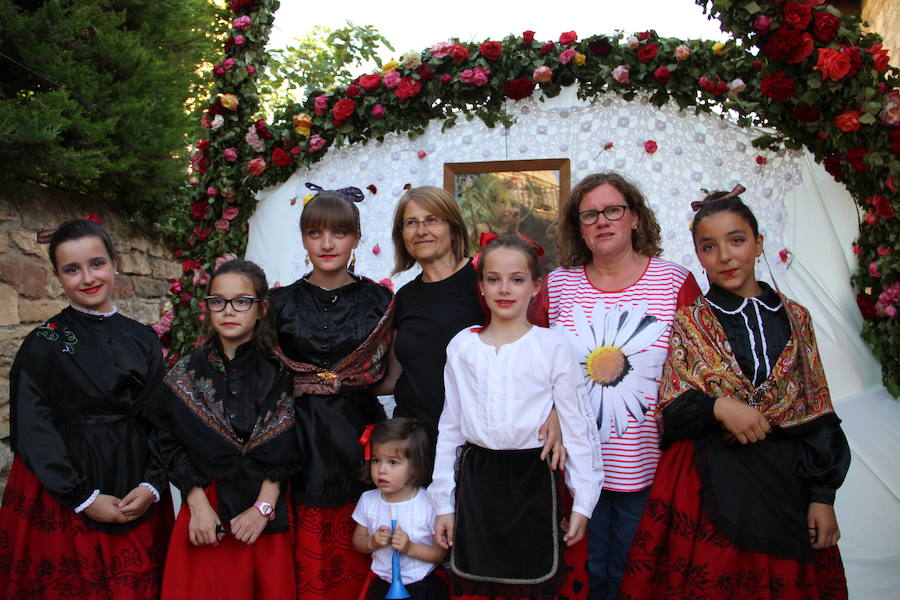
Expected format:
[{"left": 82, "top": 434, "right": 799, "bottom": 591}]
[{"left": 349, "top": 251, "right": 356, "bottom": 272}]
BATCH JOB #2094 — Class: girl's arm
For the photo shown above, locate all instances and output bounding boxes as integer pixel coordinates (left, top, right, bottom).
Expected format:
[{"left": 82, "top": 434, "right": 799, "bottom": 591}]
[
  {"left": 372, "top": 334, "right": 402, "bottom": 396},
  {"left": 186, "top": 486, "right": 221, "bottom": 547},
  {"left": 713, "top": 395, "right": 771, "bottom": 444},
  {"left": 538, "top": 408, "right": 566, "bottom": 471},
  {"left": 352, "top": 522, "right": 390, "bottom": 553},
  {"left": 390, "top": 525, "right": 447, "bottom": 563},
  {"left": 429, "top": 343, "right": 467, "bottom": 518},
  {"left": 808, "top": 502, "right": 840, "bottom": 550},
  {"left": 230, "top": 478, "right": 280, "bottom": 545}
]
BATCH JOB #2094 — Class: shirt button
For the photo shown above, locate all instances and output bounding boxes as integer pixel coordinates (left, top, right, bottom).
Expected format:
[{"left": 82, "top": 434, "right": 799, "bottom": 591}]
[
  {"left": 321, "top": 344, "right": 328, "bottom": 350},
  {"left": 106, "top": 337, "right": 112, "bottom": 343},
  {"left": 231, "top": 390, "right": 238, "bottom": 396},
  {"left": 323, "top": 324, "right": 328, "bottom": 330}
]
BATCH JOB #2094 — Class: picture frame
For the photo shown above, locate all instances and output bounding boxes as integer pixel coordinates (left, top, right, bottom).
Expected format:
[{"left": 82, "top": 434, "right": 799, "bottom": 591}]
[{"left": 443, "top": 159, "right": 571, "bottom": 271}]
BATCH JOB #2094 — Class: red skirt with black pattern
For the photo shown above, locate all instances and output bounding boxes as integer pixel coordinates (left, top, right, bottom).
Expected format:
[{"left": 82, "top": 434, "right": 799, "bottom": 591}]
[
  {"left": 0, "top": 457, "right": 172, "bottom": 600},
  {"left": 619, "top": 439, "right": 848, "bottom": 600}
]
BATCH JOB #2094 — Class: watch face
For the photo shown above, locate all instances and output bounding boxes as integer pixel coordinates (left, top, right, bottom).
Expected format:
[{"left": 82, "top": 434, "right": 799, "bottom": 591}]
[{"left": 256, "top": 501, "right": 274, "bottom": 515}]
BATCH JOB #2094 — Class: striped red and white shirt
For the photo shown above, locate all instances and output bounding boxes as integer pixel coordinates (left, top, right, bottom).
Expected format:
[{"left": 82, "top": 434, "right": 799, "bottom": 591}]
[{"left": 547, "top": 257, "right": 700, "bottom": 492}]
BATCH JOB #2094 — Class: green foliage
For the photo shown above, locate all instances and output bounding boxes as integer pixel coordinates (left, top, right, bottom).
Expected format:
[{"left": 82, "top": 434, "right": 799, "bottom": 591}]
[
  {"left": 259, "top": 22, "right": 393, "bottom": 117},
  {"left": 0, "top": 0, "right": 221, "bottom": 240}
]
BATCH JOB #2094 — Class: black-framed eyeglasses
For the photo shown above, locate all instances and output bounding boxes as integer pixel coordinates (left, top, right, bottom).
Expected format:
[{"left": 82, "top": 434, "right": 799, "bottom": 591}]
[
  {"left": 402, "top": 216, "right": 445, "bottom": 232},
  {"left": 578, "top": 205, "right": 630, "bottom": 225},
  {"left": 204, "top": 296, "right": 260, "bottom": 312}
]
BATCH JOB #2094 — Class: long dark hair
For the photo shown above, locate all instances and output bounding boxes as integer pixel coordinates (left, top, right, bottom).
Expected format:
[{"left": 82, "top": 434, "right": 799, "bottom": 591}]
[
  {"left": 477, "top": 234, "right": 542, "bottom": 281},
  {"left": 690, "top": 190, "right": 760, "bottom": 243},
  {"left": 48, "top": 219, "right": 118, "bottom": 271},
  {"left": 206, "top": 259, "right": 276, "bottom": 354}
]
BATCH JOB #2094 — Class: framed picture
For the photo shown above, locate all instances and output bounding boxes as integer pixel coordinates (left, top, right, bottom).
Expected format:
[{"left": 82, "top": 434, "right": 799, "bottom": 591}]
[{"left": 443, "top": 159, "right": 570, "bottom": 271}]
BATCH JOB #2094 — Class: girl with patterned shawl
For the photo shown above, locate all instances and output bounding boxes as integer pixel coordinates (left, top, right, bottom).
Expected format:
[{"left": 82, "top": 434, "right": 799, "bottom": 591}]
[
  {"left": 270, "top": 186, "right": 394, "bottom": 600},
  {"left": 620, "top": 189, "right": 850, "bottom": 600}
]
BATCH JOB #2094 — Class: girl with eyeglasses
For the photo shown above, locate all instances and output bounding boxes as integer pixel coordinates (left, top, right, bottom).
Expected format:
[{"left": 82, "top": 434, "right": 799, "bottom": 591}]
[
  {"left": 147, "top": 259, "right": 299, "bottom": 600},
  {"left": 548, "top": 172, "right": 701, "bottom": 600},
  {"left": 268, "top": 187, "right": 394, "bottom": 600},
  {"left": 0, "top": 218, "right": 172, "bottom": 600}
]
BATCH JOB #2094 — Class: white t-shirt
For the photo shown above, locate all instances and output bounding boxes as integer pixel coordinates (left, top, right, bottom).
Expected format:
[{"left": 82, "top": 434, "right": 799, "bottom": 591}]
[{"left": 352, "top": 488, "right": 437, "bottom": 585}]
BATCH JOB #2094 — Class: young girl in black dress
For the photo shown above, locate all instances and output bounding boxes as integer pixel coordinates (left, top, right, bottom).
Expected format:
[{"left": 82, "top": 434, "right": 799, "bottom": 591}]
[
  {"left": 150, "top": 259, "right": 298, "bottom": 600},
  {"left": 0, "top": 218, "right": 171, "bottom": 600}
]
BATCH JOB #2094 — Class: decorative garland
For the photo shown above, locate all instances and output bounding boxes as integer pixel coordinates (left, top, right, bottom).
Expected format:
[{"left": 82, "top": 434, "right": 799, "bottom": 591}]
[{"left": 162, "top": 0, "right": 900, "bottom": 393}]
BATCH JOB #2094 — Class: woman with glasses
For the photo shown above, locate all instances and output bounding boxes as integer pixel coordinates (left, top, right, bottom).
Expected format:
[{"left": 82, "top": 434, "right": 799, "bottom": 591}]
[
  {"left": 547, "top": 173, "right": 701, "bottom": 600},
  {"left": 268, "top": 187, "right": 393, "bottom": 600},
  {"left": 377, "top": 187, "right": 562, "bottom": 459},
  {"left": 148, "top": 259, "right": 298, "bottom": 600}
]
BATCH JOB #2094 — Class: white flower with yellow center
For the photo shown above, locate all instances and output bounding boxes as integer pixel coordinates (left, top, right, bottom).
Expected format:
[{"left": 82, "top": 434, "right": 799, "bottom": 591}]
[{"left": 556, "top": 302, "right": 669, "bottom": 442}]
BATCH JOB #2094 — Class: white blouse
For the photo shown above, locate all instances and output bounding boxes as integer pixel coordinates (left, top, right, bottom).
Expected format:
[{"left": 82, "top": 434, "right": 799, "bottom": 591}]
[{"left": 430, "top": 326, "right": 604, "bottom": 518}]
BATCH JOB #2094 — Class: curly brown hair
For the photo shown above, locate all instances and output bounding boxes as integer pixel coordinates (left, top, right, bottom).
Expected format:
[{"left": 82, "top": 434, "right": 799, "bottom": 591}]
[{"left": 557, "top": 173, "right": 662, "bottom": 267}]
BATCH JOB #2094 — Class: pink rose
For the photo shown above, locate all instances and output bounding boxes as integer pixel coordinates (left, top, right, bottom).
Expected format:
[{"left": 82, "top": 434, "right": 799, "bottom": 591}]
[
  {"left": 885, "top": 305, "right": 898, "bottom": 319},
  {"left": 372, "top": 244, "right": 381, "bottom": 255},
  {"left": 611, "top": 65, "right": 629, "bottom": 83},
  {"left": 882, "top": 90, "right": 900, "bottom": 127},
  {"left": 314, "top": 94, "right": 328, "bottom": 116},
  {"left": 223, "top": 206, "right": 239, "bottom": 221},
  {"left": 206, "top": 186, "right": 217, "bottom": 196},
  {"left": 674, "top": 44, "right": 691, "bottom": 61},
  {"left": 418, "top": 150, "right": 427, "bottom": 159},
  {"left": 533, "top": 66, "right": 553, "bottom": 83},
  {"left": 383, "top": 70, "right": 402, "bottom": 89},
  {"left": 371, "top": 104, "right": 385, "bottom": 118},
  {"left": 234, "top": 34, "right": 245, "bottom": 46},
  {"left": 559, "top": 49, "right": 577, "bottom": 64},
  {"left": 246, "top": 65, "right": 255, "bottom": 75},
  {"left": 247, "top": 157, "right": 266, "bottom": 176},
  {"left": 223, "top": 147, "right": 238, "bottom": 162},
  {"left": 869, "top": 261, "right": 881, "bottom": 277},
  {"left": 753, "top": 15, "right": 771, "bottom": 34},
  {"left": 214, "top": 219, "right": 230, "bottom": 231},
  {"left": 308, "top": 134, "right": 326, "bottom": 153},
  {"left": 215, "top": 253, "right": 238, "bottom": 269},
  {"left": 232, "top": 15, "right": 251, "bottom": 30},
  {"left": 440, "top": 74, "right": 452, "bottom": 83},
  {"left": 430, "top": 41, "right": 452, "bottom": 58}
]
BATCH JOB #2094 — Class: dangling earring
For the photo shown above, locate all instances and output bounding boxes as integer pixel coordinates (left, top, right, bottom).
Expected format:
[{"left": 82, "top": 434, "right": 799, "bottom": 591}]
[
  {"left": 349, "top": 251, "right": 356, "bottom": 273},
  {"left": 304, "top": 254, "right": 310, "bottom": 268}
]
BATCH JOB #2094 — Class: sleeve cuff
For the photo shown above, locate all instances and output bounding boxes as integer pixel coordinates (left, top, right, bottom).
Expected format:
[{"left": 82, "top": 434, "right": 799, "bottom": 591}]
[
  {"left": 74, "top": 489, "right": 100, "bottom": 514},
  {"left": 139, "top": 482, "right": 161, "bottom": 503},
  {"left": 572, "top": 505, "right": 593, "bottom": 519},
  {"left": 809, "top": 487, "right": 836, "bottom": 505}
]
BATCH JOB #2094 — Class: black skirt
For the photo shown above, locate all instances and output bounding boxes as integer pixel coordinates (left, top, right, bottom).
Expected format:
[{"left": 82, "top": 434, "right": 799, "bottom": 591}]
[{"left": 449, "top": 444, "right": 564, "bottom": 595}]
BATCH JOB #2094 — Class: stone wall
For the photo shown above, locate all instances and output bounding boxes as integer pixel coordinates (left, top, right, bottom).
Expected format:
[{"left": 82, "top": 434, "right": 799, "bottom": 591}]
[
  {"left": 863, "top": 0, "right": 900, "bottom": 68},
  {"left": 0, "top": 184, "right": 180, "bottom": 492}
]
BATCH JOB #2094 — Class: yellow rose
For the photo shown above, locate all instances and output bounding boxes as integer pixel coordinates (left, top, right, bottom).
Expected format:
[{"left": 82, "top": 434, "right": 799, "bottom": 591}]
[
  {"left": 712, "top": 41, "right": 727, "bottom": 56},
  {"left": 293, "top": 113, "right": 312, "bottom": 137},
  {"left": 381, "top": 60, "right": 399, "bottom": 74},
  {"left": 219, "top": 93, "right": 239, "bottom": 110},
  {"left": 573, "top": 52, "right": 586, "bottom": 66}
]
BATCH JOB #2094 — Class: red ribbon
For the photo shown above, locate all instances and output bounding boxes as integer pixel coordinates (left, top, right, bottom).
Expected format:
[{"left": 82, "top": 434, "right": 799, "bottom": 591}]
[
  {"left": 690, "top": 184, "right": 746, "bottom": 212},
  {"left": 358, "top": 424, "right": 377, "bottom": 461},
  {"left": 477, "top": 232, "right": 545, "bottom": 257}
]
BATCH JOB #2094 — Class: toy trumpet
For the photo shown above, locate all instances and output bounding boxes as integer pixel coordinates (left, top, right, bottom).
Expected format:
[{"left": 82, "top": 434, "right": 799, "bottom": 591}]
[{"left": 385, "top": 504, "right": 409, "bottom": 599}]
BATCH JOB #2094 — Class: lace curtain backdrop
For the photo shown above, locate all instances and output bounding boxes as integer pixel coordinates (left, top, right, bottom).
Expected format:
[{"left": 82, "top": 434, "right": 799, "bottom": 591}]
[{"left": 246, "top": 87, "right": 900, "bottom": 599}]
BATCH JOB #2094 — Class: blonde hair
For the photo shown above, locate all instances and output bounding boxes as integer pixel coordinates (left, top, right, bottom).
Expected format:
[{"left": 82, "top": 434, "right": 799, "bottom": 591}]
[{"left": 391, "top": 186, "right": 469, "bottom": 274}]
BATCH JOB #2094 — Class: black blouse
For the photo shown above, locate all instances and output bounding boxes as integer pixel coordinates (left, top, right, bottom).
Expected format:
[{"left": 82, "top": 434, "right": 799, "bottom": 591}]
[
  {"left": 149, "top": 341, "right": 298, "bottom": 533},
  {"left": 392, "top": 260, "right": 484, "bottom": 438},
  {"left": 270, "top": 275, "right": 392, "bottom": 506},
  {"left": 9, "top": 307, "right": 167, "bottom": 533},
  {"left": 661, "top": 283, "right": 850, "bottom": 561}
]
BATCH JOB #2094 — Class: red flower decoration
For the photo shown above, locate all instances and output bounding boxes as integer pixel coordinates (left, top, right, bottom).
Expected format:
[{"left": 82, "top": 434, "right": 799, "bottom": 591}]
[
  {"left": 559, "top": 31, "right": 577, "bottom": 46},
  {"left": 814, "top": 47, "right": 851, "bottom": 81},
  {"left": 588, "top": 38, "right": 612, "bottom": 56},
  {"left": 793, "top": 103, "right": 821, "bottom": 123},
  {"left": 503, "top": 78, "right": 534, "bottom": 101},
  {"left": 868, "top": 43, "right": 890, "bottom": 72},
  {"left": 637, "top": 43, "right": 659, "bottom": 64},
  {"left": 539, "top": 41, "right": 554, "bottom": 55},
  {"left": 644, "top": 140, "right": 658, "bottom": 154},
  {"left": 756, "top": 155, "right": 767, "bottom": 165},
  {"left": 332, "top": 98, "right": 356, "bottom": 122},
  {"left": 254, "top": 119, "right": 273, "bottom": 140},
  {"left": 846, "top": 148, "right": 871, "bottom": 173},
  {"left": 522, "top": 30, "right": 536, "bottom": 45},
  {"left": 872, "top": 195, "right": 896, "bottom": 220},
  {"left": 449, "top": 43, "right": 469, "bottom": 63},
  {"left": 783, "top": 1, "right": 812, "bottom": 30},
  {"left": 395, "top": 78, "right": 422, "bottom": 101},
  {"left": 367, "top": 184, "right": 377, "bottom": 195},
  {"left": 191, "top": 199, "right": 210, "bottom": 220},
  {"left": 778, "top": 248, "right": 790, "bottom": 263},
  {"left": 764, "top": 27, "right": 814, "bottom": 64},
  {"left": 823, "top": 154, "right": 843, "bottom": 180},
  {"left": 417, "top": 62, "right": 435, "bottom": 81},
  {"left": 760, "top": 71, "right": 797, "bottom": 101},
  {"left": 358, "top": 73, "right": 382, "bottom": 92},
  {"left": 271, "top": 147, "right": 292, "bottom": 167},
  {"left": 49, "top": 322, "right": 59, "bottom": 329},
  {"left": 812, "top": 11, "right": 841, "bottom": 42},
  {"left": 479, "top": 41, "right": 503, "bottom": 61},
  {"left": 345, "top": 84, "right": 360, "bottom": 98},
  {"left": 834, "top": 110, "right": 861, "bottom": 132},
  {"left": 653, "top": 66, "right": 671, "bottom": 84},
  {"left": 857, "top": 293, "right": 877, "bottom": 320}
]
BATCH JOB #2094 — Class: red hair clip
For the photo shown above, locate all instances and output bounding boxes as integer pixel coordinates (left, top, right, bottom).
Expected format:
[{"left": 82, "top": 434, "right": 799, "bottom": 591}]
[{"left": 358, "top": 424, "right": 377, "bottom": 461}]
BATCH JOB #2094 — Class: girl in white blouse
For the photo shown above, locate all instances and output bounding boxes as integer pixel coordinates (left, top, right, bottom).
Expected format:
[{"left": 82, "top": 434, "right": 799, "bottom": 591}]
[{"left": 431, "top": 234, "right": 603, "bottom": 598}]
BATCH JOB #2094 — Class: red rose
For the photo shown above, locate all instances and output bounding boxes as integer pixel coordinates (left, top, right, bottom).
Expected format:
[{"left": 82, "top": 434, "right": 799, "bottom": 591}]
[
  {"left": 182, "top": 259, "right": 202, "bottom": 273},
  {"left": 417, "top": 62, "right": 435, "bottom": 80},
  {"left": 756, "top": 155, "right": 767, "bottom": 166},
  {"left": 760, "top": 71, "right": 796, "bottom": 101},
  {"left": 811, "top": 11, "right": 840, "bottom": 42},
  {"left": 345, "top": 84, "right": 360, "bottom": 98},
  {"left": 637, "top": 31, "right": 651, "bottom": 41},
  {"left": 193, "top": 225, "right": 211, "bottom": 241},
  {"left": 873, "top": 195, "right": 896, "bottom": 220},
  {"left": 588, "top": 38, "right": 612, "bottom": 56},
  {"left": 479, "top": 41, "right": 502, "bottom": 61},
  {"left": 783, "top": 1, "right": 812, "bottom": 30},
  {"left": 868, "top": 43, "right": 890, "bottom": 72},
  {"left": 653, "top": 66, "right": 671, "bottom": 84},
  {"left": 522, "top": 30, "right": 535, "bottom": 45},
  {"left": 857, "top": 293, "right": 878, "bottom": 320},
  {"left": 752, "top": 60, "right": 763, "bottom": 71},
  {"left": 503, "top": 78, "right": 534, "bottom": 100},
  {"left": 823, "top": 154, "right": 843, "bottom": 180},
  {"left": 814, "top": 47, "right": 851, "bottom": 81},
  {"left": 793, "top": 103, "right": 821, "bottom": 123},
  {"left": 637, "top": 43, "right": 659, "bottom": 64},
  {"left": 559, "top": 31, "right": 577, "bottom": 46},
  {"left": 888, "top": 128, "right": 900, "bottom": 154},
  {"left": 358, "top": 73, "right": 382, "bottom": 92},
  {"left": 254, "top": 119, "right": 273, "bottom": 140},
  {"left": 539, "top": 41, "right": 554, "bottom": 55},
  {"left": 764, "top": 27, "right": 814, "bottom": 63},
  {"left": 395, "top": 77, "right": 422, "bottom": 101},
  {"left": 644, "top": 140, "right": 658, "bottom": 154},
  {"left": 834, "top": 110, "right": 861, "bottom": 132},
  {"left": 197, "top": 139, "right": 210, "bottom": 151},
  {"left": 271, "top": 147, "right": 292, "bottom": 167},
  {"left": 846, "top": 148, "right": 871, "bottom": 173},
  {"left": 449, "top": 43, "right": 469, "bottom": 63},
  {"left": 191, "top": 199, "right": 210, "bottom": 220},
  {"left": 332, "top": 98, "right": 356, "bottom": 122},
  {"left": 840, "top": 45, "right": 862, "bottom": 77}
]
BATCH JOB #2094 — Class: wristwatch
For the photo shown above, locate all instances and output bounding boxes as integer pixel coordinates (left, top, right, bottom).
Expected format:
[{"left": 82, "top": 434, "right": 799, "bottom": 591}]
[{"left": 254, "top": 501, "right": 275, "bottom": 520}]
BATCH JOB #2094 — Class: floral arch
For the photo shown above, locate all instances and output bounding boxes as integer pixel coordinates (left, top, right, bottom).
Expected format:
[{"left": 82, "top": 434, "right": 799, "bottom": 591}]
[{"left": 168, "top": 0, "right": 899, "bottom": 393}]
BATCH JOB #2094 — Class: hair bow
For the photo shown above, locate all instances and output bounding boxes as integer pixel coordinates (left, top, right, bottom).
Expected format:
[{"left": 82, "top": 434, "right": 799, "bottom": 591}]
[
  {"left": 305, "top": 182, "right": 365, "bottom": 203},
  {"left": 690, "top": 184, "right": 746, "bottom": 212},
  {"left": 478, "top": 232, "right": 545, "bottom": 257},
  {"left": 358, "top": 424, "right": 377, "bottom": 461},
  {"left": 35, "top": 214, "right": 104, "bottom": 244}
]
